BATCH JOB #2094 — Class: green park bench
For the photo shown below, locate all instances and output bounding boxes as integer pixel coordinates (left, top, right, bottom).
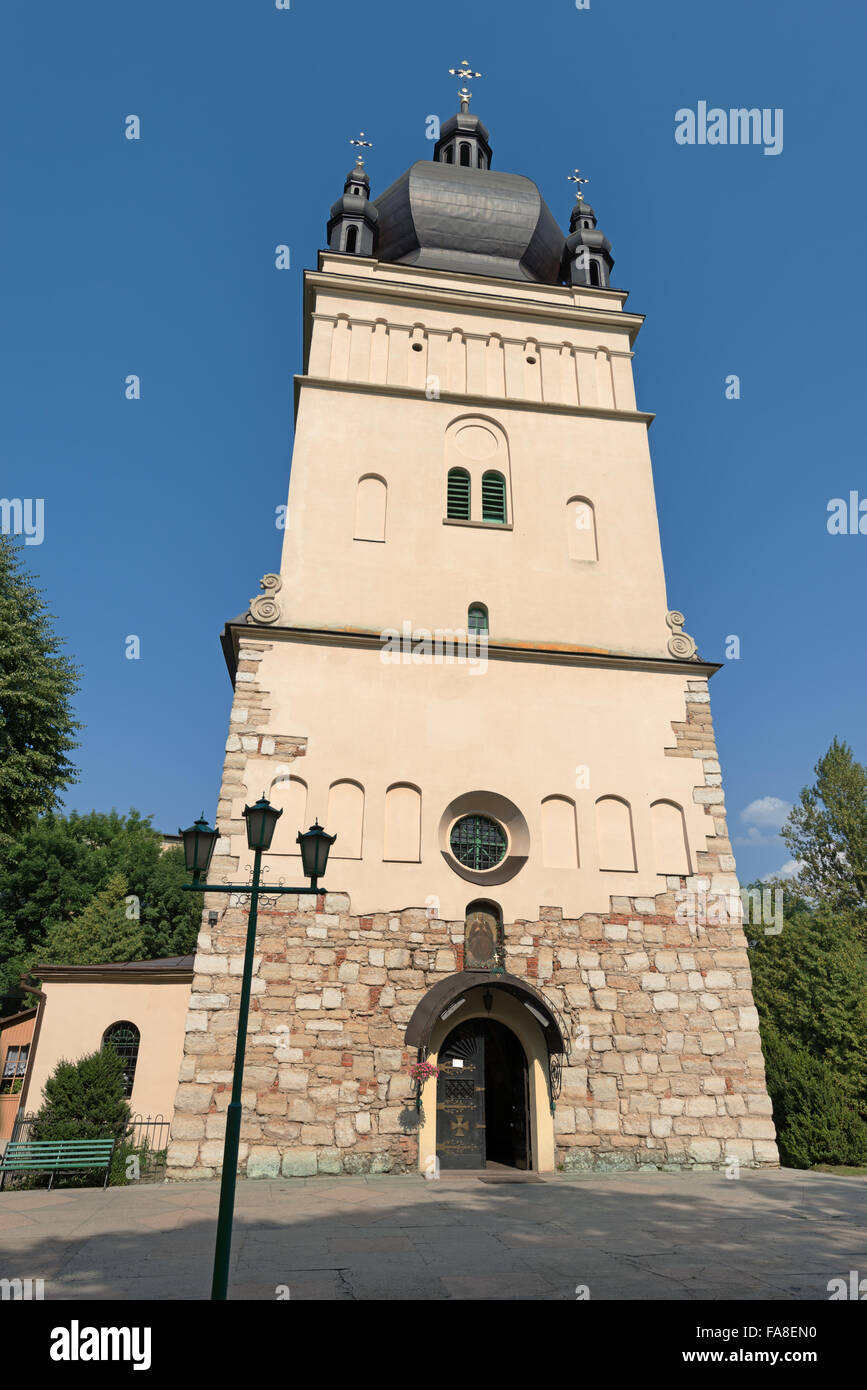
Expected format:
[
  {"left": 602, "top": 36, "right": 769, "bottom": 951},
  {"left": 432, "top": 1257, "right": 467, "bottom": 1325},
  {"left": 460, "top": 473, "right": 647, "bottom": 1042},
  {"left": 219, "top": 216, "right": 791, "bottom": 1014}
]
[{"left": 0, "top": 1138, "right": 117, "bottom": 1191}]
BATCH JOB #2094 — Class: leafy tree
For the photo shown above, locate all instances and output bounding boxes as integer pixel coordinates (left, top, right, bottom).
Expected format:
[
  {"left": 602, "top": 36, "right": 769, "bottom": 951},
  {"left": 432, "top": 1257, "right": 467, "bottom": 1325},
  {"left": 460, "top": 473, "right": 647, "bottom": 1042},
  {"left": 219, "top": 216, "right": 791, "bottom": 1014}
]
[
  {"left": 31, "top": 1046, "right": 130, "bottom": 1145},
  {"left": 0, "top": 538, "right": 81, "bottom": 839},
  {"left": 749, "top": 891, "right": 867, "bottom": 1115},
  {"left": 43, "top": 871, "right": 145, "bottom": 965},
  {"left": 760, "top": 1024, "right": 867, "bottom": 1169},
  {"left": 0, "top": 809, "right": 200, "bottom": 997},
  {"left": 782, "top": 738, "right": 867, "bottom": 920}
]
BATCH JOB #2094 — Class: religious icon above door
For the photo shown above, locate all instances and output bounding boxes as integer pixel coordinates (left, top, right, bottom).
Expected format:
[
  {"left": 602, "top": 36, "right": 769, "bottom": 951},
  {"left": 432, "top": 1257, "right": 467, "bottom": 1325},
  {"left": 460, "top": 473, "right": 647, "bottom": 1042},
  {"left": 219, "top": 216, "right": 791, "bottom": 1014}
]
[{"left": 464, "top": 900, "right": 503, "bottom": 971}]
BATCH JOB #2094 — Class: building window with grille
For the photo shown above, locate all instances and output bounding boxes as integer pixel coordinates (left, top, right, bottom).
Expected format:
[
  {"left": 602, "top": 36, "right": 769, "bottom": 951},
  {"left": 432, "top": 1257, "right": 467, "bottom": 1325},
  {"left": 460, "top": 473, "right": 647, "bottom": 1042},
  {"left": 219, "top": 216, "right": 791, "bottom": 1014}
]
[
  {"left": 102, "top": 1021, "right": 140, "bottom": 1099},
  {"left": 0, "top": 1044, "right": 29, "bottom": 1095},
  {"left": 468, "top": 603, "right": 488, "bottom": 635},
  {"left": 482, "top": 471, "right": 507, "bottom": 524},
  {"left": 450, "top": 815, "right": 507, "bottom": 872},
  {"left": 447, "top": 467, "right": 471, "bottom": 519}
]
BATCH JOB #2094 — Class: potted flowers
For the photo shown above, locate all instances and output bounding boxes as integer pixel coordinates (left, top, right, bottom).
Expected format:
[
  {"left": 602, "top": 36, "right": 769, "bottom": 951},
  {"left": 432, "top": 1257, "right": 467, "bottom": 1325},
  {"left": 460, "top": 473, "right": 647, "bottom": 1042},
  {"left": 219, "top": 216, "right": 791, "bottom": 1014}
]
[{"left": 408, "top": 1060, "right": 439, "bottom": 1113}]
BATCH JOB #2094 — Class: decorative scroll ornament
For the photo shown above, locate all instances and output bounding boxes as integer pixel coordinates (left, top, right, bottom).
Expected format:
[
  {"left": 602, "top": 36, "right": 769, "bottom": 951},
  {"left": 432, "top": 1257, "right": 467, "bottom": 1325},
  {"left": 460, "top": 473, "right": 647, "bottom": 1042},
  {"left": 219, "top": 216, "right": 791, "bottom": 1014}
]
[
  {"left": 666, "top": 610, "right": 698, "bottom": 660},
  {"left": 247, "top": 574, "right": 282, "bottom": 626}
]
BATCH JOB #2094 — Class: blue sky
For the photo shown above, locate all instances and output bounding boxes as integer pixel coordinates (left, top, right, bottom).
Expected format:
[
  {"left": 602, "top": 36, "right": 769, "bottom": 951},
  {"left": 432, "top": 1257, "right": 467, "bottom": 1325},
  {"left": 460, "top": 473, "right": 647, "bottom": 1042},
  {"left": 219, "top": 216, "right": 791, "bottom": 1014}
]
[{"left": 1, "top": 0, "right": 864, "bottom": 884}]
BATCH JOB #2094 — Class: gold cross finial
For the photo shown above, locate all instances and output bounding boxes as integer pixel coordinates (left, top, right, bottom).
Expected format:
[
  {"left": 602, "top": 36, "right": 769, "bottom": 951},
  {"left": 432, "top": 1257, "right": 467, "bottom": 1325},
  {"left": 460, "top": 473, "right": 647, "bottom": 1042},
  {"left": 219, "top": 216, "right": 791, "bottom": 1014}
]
[
  {"left": 448, "top": 58, "right": 482, "bottom": 112},
  {"left": 567, "top": 168, "right": 590, "bottom": 201},
  {"left": 349, "top": 131, "right": 373, "bottom": 167}
]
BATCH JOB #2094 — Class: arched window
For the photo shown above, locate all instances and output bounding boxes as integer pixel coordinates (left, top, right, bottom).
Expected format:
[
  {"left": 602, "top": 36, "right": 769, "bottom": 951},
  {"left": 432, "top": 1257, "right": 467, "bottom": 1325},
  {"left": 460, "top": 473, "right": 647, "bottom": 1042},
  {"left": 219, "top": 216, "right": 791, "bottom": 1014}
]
[
  {"left": 459, "top": 143, "right": 471, "bottom": 166},
  {"left": 326, "top": 779, "right": 364, "bottom": 859},
  {"left": 482, "top": 471, "right": 507, "bottom": 524},
  {"left": 269, "top": 774, "right": 307, "bottom": 853},
  {"left": 541, "top": 795, "right": 580, "bottom": 869},
  {"left": 102, "top": 1021, "right": 140, "bottom": 1099},
  {"left": 383, "top": 783, "right": 422, "bottom": 862},
  {"left": 596, "top": 796, "right": 637, "bottom": 872},
  {"left": 354, "top": 474, "right": 387, "bottom": 541},
  {"left": 588, "top": 259, "right": 601, "bottom": 287},
  {"left": 345, "top": 225, "right": 358, "bottom": 254},
  {"left": 566, "top": 496, "right": 598, "bottom": 561},
  {"left": 651, "top": 800, "right": 691, "bottom": 875},
  {"left": 444, "top": 145, "right": 453, "bottom": 163},
  {"left": 468, "top": 603, "right": 488, "bottom": 635},
  {"left": 447, "top": 467, "right": 471, "bottom": 519}
]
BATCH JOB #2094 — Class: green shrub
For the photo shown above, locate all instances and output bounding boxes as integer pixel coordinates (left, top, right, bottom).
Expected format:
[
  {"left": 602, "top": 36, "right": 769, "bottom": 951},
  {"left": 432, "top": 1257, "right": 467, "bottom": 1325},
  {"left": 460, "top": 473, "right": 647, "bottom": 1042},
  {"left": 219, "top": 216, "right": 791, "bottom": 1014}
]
[
  {"left": 31, "top": 1045, "right": 130, "bottom": 1146},
  {"left": 761, "top": 1025, "right": 867, "bottom": 1169}
]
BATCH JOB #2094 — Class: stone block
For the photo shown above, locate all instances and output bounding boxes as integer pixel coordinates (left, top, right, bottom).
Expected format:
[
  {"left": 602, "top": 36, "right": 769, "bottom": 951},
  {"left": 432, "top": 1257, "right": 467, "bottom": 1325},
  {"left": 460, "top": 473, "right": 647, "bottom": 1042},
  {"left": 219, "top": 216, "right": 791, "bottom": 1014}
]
[
  {"left": 301, "top": 1124, "right": 334, "bottom": 1146},
  {"left": 593, "top": 1109, "right": 620, "bottom": 1133},
  {"left": 688, "top": 1138, "right": 721, "bottom": 1163},
  {"left": 740, "top": 1118, "right": 777, "bottom": 1140},
  {"left": 278, "top": 1068, "right": 309, "bottom": 1091},
  {"left": 247, "top": 1148, "right": 282, "bottom": 1179},
  {"left": 166, "top": 1142, "right": 199, "bottom": 1167},
  {"left": 173, "top": 1085, "right": 213, "bottom": 1114},
  {"left": 282, "top": 1150, "right": 317, "bottom": 1178},
  {"left": 334, "top": 1116, "right": 357, "bottom": 1148}
]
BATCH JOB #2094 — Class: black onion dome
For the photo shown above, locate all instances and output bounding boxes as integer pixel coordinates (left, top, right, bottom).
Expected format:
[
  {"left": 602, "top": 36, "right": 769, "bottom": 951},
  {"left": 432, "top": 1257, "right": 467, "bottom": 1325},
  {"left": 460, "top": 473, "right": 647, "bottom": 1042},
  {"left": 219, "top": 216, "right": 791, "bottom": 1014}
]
[{"left": 373, "top": 160, "right": 565, "bottom": 284}]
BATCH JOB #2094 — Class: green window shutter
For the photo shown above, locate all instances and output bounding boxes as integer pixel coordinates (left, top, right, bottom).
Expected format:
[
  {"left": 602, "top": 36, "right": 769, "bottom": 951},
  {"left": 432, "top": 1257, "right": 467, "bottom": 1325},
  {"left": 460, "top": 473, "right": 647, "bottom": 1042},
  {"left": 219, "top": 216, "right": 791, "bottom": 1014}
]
[
  {"left": 447, "top": 469, "right": 471, "bottom": 519},
  {"left": 482, "top": 471, "right": 506, "bottom": 523}
]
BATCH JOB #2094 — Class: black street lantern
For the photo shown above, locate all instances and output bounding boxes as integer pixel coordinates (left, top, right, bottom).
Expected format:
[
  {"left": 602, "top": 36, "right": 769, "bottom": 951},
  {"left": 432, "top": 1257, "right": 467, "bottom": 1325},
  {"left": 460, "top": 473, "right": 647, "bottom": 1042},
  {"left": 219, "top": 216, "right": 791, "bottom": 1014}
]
[
  {"left": 243, "top": 795, "right": 283, "bottom": 852},
  {"left": 181, "top": 802, "right": 333, "bottom": 1301},
  {"left": 297, "top": 819, "right": 337, "bottom": 888},
  {"left": 179, "top": 814, "right": 218, "bottom": 878}
]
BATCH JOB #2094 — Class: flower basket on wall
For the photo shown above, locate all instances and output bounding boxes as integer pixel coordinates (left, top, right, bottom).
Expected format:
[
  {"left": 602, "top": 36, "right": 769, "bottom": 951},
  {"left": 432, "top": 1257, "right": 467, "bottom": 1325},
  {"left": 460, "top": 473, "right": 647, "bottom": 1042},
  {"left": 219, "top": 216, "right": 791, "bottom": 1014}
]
[{"left": 408, "top": 1060, "right": 439, "bottom": 1113}]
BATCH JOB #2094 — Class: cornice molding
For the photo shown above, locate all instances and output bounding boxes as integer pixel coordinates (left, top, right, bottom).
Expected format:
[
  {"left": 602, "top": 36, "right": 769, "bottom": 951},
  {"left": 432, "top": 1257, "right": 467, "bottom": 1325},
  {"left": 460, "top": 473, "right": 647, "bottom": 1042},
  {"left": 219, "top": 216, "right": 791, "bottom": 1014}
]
[
  {"left": 222, "top": 619, "right": 720, "bottom": 683},
  {"left": 292, "top": 373, "right": 654, "bottom": 426},
  {"left": 32, "top": 965, "right": 194, "bottom": 986},
  {"left": 305, "top": 267, "right": 644, "bottom": 343}
]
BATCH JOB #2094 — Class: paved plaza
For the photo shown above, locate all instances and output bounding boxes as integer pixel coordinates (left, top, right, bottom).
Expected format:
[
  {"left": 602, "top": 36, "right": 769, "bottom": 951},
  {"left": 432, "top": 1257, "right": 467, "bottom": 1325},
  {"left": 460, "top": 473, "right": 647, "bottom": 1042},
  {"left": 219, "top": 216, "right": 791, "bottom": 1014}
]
[{"left": 1, "top": 1168, "right": 865, "bottom": 1300}]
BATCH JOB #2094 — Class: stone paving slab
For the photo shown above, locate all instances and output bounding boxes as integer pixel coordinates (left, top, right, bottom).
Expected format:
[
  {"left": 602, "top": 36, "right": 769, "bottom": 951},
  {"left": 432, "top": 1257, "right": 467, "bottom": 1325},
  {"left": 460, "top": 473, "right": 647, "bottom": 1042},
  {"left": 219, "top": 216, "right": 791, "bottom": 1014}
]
[{"left": 0, "top": 1168, "right": 864, "bottom": 1300}]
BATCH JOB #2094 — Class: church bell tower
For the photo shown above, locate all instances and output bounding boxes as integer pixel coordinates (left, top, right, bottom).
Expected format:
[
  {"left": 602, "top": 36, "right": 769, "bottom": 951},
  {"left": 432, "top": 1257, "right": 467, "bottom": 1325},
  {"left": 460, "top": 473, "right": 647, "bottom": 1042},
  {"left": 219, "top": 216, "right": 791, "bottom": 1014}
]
[{"left": 168, "top": 67, "right": 778, "bottom": 1182}]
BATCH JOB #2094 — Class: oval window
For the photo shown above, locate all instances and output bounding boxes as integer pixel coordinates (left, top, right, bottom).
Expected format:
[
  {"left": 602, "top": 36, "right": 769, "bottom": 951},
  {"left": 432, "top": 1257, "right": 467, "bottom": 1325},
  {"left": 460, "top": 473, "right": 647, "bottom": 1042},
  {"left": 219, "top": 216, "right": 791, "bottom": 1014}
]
[{"left": 449, "top": 815, "right": 507, "bottom": 871}]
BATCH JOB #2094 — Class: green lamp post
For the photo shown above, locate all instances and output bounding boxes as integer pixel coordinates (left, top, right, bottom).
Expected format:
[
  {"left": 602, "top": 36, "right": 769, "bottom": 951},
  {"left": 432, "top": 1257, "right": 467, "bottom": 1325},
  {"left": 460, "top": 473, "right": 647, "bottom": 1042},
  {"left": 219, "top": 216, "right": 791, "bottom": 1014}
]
[{"left": 180, "top": 802, "right": 336, "bottom": 1300}]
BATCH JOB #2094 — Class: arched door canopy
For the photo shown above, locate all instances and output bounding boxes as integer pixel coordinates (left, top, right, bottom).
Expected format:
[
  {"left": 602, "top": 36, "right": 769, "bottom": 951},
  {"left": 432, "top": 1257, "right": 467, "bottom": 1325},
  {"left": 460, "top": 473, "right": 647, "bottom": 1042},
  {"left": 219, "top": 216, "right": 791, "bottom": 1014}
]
[{"left": 404, "top": 971, "right": 566, "bottom": 1056}]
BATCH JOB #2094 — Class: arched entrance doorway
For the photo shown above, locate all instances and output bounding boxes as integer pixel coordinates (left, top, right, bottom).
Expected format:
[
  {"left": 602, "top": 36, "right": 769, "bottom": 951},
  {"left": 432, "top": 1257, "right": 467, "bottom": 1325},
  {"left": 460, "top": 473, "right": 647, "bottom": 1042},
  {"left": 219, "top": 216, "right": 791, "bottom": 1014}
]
[
  {"left": 405, "top": 970, "right": 566, "bottom": 1174},
  {"left": 436, "top": 1017, "right": 530, "bottom": 1170}
]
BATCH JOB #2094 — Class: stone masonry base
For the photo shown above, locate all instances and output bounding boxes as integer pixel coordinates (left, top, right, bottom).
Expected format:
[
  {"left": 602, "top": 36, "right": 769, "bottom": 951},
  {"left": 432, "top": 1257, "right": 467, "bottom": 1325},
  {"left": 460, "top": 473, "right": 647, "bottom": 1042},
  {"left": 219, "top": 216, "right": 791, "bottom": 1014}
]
[{"left": 166, "top": 885, "right": 779, "bottom": 1180}]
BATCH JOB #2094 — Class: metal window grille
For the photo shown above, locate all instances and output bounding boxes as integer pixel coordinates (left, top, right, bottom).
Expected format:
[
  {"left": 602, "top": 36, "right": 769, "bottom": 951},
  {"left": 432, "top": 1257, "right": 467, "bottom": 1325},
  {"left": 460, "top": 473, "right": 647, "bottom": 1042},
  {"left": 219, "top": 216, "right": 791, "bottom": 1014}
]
[
  {"left": 102, "top": 1022, "right": 140, "bottom": 1099},
  {"left": 449, "top": 815, "right": 507, "bottom": 871},
  {"left": 447, "top": 469, "right": 471, "bottom": 519},
  {"left": 481, "top": 472, "right": 506, "bottom": 523}
]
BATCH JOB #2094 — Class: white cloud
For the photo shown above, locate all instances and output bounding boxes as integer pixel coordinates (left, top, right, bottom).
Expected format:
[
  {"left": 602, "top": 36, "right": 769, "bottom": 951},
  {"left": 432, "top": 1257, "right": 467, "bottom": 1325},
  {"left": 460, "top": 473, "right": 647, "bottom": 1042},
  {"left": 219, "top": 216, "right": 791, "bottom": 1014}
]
[
  {"left": 762, "top": 859, "right": 802, "bottom": 883},
  {"left": 734, "top": 796, "right": 793, "bottom": 847},
  {"left": 740, "top": 796, "right": 792, "bottom": 830}
]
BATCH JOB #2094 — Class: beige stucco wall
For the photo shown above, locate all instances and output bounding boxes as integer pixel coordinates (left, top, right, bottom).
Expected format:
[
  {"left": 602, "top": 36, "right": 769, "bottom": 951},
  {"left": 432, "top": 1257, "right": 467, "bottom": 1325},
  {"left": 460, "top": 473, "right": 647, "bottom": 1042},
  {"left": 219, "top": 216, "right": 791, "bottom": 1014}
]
[
  {"left": 25, "top": 979, "right": 191, "bottom": 1121},
  {"left": 282, "top": 256, "right": 667, "bottom": 658},
  {"left": 225, "top": 645, "right": 725, "bottom": 922}
]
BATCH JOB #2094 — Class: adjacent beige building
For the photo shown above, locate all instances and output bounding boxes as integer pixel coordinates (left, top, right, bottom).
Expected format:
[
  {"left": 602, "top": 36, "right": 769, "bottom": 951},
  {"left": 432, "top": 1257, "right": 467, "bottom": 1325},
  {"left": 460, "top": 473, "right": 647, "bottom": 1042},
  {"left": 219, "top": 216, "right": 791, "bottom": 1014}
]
[{"left": 21, "top": 959, "right": 193, "bottom": 1124}]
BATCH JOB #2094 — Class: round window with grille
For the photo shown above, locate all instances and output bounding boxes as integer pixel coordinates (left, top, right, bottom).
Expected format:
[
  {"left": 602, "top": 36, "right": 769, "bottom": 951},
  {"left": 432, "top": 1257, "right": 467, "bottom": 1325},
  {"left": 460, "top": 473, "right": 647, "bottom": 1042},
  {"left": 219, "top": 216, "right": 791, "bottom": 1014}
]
[{"left": 449, "top": 815, "right": 507, "bottom": 872}]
